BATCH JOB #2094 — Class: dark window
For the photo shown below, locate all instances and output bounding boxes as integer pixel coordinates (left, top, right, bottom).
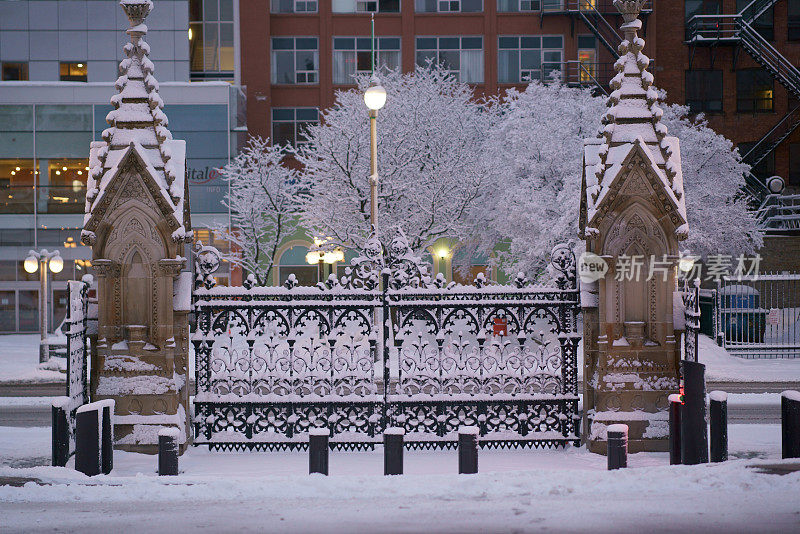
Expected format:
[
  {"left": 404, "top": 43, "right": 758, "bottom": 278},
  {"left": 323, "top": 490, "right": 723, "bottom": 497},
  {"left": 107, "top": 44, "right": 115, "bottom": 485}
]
[
  {"left": 416, "top": 0, "right": 482, "bottom": 11},
  {"left": 790, "top": 0, "right": 800, "bottom": 40},
  {"left": 737, "top": 69, "right": 773, "bottom": 112},
  {"left": 497, "top": 0, "right": 540, "bottom": 11},
  {"left": 271, "top": 0, "right": 318, "bottom": 12},
  {"left": 737, "top": 0, "right": 774, "bottom": 40},
  {"left": 271, "top": 107, "right": 319, "bottom": 147},
  {"left": 685, "top": 70, "right": 723, "bottom": 113},
  {"left": 739, "top": 141, "right": 775, "bottom": 180},
  {"left": 2, "top": 62, "right": 28, "bottom": 81},
  {"left": 59, "top": 62, "right": 87, "bottom": 82},
  {"left": 790, "top": 143, "right": 800, "bottom": 187},
  {"left": 685, "top": 0, "right": 720, "bottom": 39}
]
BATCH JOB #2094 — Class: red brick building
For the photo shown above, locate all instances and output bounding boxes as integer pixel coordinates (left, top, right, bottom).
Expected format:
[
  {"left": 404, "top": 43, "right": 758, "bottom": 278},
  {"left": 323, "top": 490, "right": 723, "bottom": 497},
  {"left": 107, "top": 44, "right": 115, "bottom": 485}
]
[
  {"left": 237, "top": 0, "right": 800, "bottom": 263},
  {"left": 240, "top": 1, "right": 624, "bottom": 144}
]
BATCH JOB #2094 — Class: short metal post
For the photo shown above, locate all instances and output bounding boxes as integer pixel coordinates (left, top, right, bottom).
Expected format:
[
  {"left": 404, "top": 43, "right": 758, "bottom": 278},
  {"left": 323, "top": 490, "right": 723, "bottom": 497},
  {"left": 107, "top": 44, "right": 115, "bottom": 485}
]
[
  {"left": 458, "top": 426, "right": 478, "bottom": 474},
  {"left": 607, "top": 424, "right": 628, "bottom": 470},
  {"left": 782, "top": 391, "right": 800, "bottom": 459},
  {"left": 681, "top": 360, "right": 708, "bottom": 465},
  {"left": 668, "top": 393, "right": 682, "bottom": 465},
  {"left": 709, "top": 391, "right": 728, "bottom": 463},
  {"left": 384, "top": 427, "right": 404, "bottom": 476},
  {"left": 309, "top": 428, "right": 329, "bottom": 475},
  {"left": 75, "top": 407, "right": 100, "bottom": 476},
  {"left": 158, "top": 428, "right": 180, "bottom": 476},
  {"left": 51, "top": 398, "right": 70, "bottom": 467},
  {"left": 101, "top": 402, "right": 114, "bottom": 474}
]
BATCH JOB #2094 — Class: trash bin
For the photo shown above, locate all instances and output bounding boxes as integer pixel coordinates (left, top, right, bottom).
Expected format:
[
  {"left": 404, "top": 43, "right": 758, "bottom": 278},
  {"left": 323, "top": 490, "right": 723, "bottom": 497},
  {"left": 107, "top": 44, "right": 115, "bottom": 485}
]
[
  {"left": 699, "top": 289, "right": 715, "bottom": 337},
  {"left": 719, "top": 285, "right": 766, "bottom": 344}
]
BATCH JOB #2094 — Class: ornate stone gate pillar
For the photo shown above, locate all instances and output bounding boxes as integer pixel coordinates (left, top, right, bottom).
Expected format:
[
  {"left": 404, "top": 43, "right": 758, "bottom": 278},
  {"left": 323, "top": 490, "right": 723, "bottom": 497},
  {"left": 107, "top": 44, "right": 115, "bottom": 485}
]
[
  {"left": 579, "top": 0, "right": 689, "bottom": 453},
  {"left": 81, "top": 0, "right": 192, "bottom": 453}
]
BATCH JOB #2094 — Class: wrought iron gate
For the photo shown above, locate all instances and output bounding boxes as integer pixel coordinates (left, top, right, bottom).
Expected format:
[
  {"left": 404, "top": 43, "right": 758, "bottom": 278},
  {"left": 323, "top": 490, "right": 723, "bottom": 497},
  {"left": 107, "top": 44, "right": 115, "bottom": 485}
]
[{"left": 192, "top": 236, "right": 581, "bottom": 450}]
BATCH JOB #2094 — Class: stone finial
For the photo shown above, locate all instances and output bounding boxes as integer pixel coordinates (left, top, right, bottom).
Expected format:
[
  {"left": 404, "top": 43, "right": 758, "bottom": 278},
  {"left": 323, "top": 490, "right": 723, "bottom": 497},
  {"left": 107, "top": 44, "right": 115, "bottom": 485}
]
[
  {"left": 120, "top": 0, "right": 153, "bottom": 29},
  {"left": 614, "top": 0, "right": 645, "bottom": 40},
  {"left": 613, "top": 0, "right": 645, "bottom": 23}
]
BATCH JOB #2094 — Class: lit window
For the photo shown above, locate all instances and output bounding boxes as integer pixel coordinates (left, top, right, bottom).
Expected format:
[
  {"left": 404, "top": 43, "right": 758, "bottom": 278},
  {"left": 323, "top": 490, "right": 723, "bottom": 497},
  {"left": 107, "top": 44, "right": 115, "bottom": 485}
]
[
  {"left": 271, "top": 108, "right": 319, "bottom": 147},
  {"left": 271, "top": 37, "right": 319, "bottom": 84},
  {"left": 736, "top": 69, "right": 773, "bottom": 112},
  {"left": 498, "top": 35, "right": 562, "bottom": 83},
  {"left": 59, "top": 63, "right": 87, "bottom": 82},
  {"left": 189, "top": 0, "right": 235, "bottom": 80},
  {"left": 416, "top": 36, "right": 484, "bottom": 83},
  {"left": 333, "top": 37, "right": 401, "bottom": 84}
]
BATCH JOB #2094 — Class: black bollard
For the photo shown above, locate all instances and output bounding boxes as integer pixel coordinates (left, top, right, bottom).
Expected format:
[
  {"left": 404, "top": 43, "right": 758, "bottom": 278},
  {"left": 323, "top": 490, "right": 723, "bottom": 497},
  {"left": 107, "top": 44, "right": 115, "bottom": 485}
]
[
  {"left": 309, "top": 428, "right": 329, "bottom": 475},
  {"left": 709, "top": 391, "right": 728, "bottom": 463},
  {"left": 458, "top": 426, "right": 479, "bottom": 474},
  {"left": 100, "top": 401, "right": 114, "bottom": 474},
  {"left": 158, "top": 427, "right": 180, "bottom": 476},
  {"left": 384, "top": 427, "right": 404, "bottom": 476},
  {"left": 51, "top": 398, "right": 70, "bottom": 467},
  {"left": 607, "top": 424, "right": 628, "bottom": 470},
  {"left": 681, "top": 360, "right": 708, "bottom": 465},
  {"left": 668, "top": 394, "right": 682, "bottom": 465},
  {"left": 75, "top": 405, "right": 100, "bottom": 476},
  {"left": 782, "top": 391, "right": 800, "bottom": 459}
]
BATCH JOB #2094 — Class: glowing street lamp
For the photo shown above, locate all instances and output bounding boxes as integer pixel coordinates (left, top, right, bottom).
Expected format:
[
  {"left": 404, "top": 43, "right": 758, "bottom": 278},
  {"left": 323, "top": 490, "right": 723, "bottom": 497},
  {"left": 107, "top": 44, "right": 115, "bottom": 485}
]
[{"left": 24, "top": 249, "right": 64, "bottom": 363}]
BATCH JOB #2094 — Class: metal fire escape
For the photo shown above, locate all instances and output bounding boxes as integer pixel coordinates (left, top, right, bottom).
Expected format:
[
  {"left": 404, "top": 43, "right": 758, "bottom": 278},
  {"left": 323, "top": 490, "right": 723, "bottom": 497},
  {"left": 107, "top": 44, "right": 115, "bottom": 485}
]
[
  {"left": 543, "top": 0, "right": 652, "bottom": 92},
  {"left": 686, "top": 0, "right": 800, "bottom": 232}
]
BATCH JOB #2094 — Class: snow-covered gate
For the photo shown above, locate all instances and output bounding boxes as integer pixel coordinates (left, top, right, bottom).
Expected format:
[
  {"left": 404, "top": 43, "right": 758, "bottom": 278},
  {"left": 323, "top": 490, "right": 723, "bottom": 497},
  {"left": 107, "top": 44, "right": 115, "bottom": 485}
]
[{"left": 191, "top": 237, "right": 581, "bottom": 450}]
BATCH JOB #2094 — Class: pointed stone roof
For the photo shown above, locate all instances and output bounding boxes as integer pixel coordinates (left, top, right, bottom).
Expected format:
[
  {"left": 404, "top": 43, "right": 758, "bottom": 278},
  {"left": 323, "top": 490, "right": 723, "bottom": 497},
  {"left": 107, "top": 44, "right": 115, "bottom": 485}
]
[
  {"left": 580, "top": 0, "right": 687, "bottom": 239},
  {"left": 82, "top": 0, "right": 189, "bottom": 245}
]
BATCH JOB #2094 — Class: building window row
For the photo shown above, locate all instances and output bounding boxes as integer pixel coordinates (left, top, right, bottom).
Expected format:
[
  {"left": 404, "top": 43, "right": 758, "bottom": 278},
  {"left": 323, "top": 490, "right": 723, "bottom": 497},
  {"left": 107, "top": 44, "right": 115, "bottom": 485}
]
[
  {"left": 271, "top": 36, "right": 574, "bottom": 86},
  {"left": 270, "top": 0, "right": 559, "bottom": 12},
  {"left": 685, "top": 68, "right": 776, "bottom": 114}
]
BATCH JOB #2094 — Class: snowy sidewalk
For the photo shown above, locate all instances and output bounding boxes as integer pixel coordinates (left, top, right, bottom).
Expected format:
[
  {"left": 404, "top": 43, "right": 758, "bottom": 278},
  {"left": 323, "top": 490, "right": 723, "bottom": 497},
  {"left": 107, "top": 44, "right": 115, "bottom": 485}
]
[
  {"left": 0, "top": 335, "right": 65, "bottom": 386},
  {"left": 1, "top": 424, "right": 799, "bottom": 533}
]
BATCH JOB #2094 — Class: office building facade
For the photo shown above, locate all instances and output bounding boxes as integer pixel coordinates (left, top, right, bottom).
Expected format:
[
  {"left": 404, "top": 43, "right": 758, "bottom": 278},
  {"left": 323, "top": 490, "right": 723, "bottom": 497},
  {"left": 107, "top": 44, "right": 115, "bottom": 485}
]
[{"left": 0, "top": 0, "right": 243, "bottom": 332}]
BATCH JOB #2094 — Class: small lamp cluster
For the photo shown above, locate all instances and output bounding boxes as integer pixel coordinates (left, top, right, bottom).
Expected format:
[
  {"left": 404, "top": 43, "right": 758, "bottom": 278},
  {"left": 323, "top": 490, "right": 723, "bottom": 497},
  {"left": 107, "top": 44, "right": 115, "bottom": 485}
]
[{"left": 24, "top": 249, "right": 63, "bottom": 274}]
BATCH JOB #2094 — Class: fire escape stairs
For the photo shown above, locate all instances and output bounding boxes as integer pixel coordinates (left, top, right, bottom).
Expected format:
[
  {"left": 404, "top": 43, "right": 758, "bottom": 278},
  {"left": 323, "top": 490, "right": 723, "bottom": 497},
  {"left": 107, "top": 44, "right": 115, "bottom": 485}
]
[{"left": 686, "top": 0, "right": 800, "bottom": 232}]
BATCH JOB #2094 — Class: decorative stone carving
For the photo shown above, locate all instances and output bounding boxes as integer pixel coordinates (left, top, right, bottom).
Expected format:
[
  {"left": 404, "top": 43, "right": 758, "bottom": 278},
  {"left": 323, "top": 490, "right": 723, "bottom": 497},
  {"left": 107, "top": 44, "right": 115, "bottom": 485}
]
[
  {"left": 83, "top": 0, "right": 192, "bottom": 454},
  {"left": 579, "top": 1, "right": 688, "bottom": 453}
]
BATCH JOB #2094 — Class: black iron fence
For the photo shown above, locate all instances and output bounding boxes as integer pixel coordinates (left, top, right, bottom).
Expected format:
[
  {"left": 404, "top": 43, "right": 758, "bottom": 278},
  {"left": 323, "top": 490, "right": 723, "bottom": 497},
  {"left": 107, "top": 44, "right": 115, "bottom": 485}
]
[{"left": 191, "top": 235, "right": 581, "bottom": 450}]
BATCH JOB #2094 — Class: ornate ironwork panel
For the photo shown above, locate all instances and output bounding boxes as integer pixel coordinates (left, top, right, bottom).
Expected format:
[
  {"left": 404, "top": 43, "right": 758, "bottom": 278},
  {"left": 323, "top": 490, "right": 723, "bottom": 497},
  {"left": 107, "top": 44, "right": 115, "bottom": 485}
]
[
  {"left": 682, "top": 279, "right": 700, "bottom": 363},
  {"left": 192, "top": 239, "right": 581, "bottom": 450},
  {"left": 65, "top": 278, "right": 91, "bottom": 450}
]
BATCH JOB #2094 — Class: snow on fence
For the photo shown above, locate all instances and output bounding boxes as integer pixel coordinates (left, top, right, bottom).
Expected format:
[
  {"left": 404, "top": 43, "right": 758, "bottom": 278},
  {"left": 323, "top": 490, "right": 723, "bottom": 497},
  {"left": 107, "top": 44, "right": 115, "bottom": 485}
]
[
  {"left": 191, "top": 234, "right": 581, "bottom": 451},
  {"left": 715, "top": 273, "right": 800, "bottom": 359}
]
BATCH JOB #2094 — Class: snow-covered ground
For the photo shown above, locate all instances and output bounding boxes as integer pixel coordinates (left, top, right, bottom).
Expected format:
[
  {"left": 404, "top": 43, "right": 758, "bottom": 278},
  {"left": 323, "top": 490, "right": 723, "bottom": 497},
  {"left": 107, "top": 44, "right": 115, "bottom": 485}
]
[
  {"left": 0, "top": 424, "right": 797, "bottom": 532},
  {"left": 698, "top": 334, "right": 800, "bottom": 382},
  {"left": 0, "top": 335, "right": 66, "bottom": 384}
]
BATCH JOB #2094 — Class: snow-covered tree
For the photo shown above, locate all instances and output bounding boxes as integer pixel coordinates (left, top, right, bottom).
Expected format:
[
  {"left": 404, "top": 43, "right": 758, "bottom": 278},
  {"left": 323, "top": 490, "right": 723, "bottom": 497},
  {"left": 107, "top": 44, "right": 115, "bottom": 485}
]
[
  {"left": 294, "top": 64, "right": 489, "bottom": 253},
  {"left": 217, "top": 137, "right": 304, "bottom": 285},
  {"left": 477, "top": 81, "right": 762, "bottom": 277}
]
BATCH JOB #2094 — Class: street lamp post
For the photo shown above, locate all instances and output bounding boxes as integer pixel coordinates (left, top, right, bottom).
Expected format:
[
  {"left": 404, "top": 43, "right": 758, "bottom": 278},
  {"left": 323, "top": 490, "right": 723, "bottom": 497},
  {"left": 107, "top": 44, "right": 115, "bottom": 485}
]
[
  {"left": 24, "top": 249, "right": 64, "bottom": 363},
  {"left": 364, "top": 77, "right": 386, "bottom": 231}
]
